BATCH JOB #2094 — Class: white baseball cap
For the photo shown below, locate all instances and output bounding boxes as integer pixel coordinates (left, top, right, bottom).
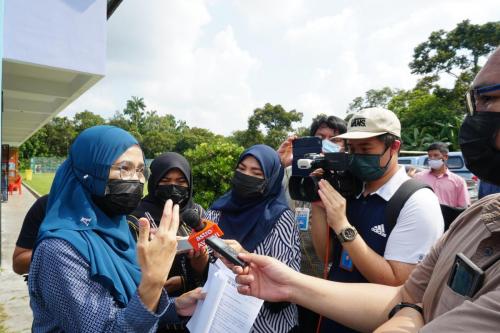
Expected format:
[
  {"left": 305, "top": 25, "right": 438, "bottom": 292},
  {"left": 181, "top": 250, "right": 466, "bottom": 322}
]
[{"left": 336, "top": 107, "right": 401, "bottom": 139}]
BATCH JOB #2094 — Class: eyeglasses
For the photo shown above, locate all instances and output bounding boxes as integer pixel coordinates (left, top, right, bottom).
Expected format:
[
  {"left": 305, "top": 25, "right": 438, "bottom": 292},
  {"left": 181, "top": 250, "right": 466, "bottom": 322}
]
[
  {"left": 465, "top": 83, "right": 500, "bottom": 115},
  {"left": 110, "top": 161, "right": 150, "bottom": 181}
]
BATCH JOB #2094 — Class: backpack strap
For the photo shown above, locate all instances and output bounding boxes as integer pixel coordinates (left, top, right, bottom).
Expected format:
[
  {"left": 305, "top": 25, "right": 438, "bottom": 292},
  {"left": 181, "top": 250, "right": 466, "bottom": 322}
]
[{"left": 385, "top": 179, "right": 432, "bottom": 234}]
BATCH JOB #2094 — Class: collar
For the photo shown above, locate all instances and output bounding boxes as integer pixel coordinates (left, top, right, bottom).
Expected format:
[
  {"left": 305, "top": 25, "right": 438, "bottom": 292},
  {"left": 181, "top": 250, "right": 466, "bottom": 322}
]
[
  {"left": 428, "top": 168, "right": 450, "bottom": 178},
  {"left": 357, "top": 166, "right": 410, "bottom": 201}
]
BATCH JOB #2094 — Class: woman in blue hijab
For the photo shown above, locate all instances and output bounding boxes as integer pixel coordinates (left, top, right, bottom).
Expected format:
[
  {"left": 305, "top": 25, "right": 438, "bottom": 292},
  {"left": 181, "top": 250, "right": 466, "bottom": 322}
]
[
  {"left": 29, "top": 126, "right": 203, "bottom": 332},
  {"left": 204, "top": 144, "right": 301, "bottom": 333}
]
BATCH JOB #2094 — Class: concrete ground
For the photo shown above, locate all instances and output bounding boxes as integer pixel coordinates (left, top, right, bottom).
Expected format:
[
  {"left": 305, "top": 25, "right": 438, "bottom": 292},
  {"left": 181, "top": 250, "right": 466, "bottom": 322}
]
[{"left": 0, "top": 186, "right": 36, "bottom": 333}]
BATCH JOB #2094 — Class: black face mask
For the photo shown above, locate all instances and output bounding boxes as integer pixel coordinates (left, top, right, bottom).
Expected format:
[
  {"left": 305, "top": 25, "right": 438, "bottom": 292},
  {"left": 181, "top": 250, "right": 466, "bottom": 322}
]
[
  {"left": 459, "top": 112, "right": 500, "bottom": 185},
  {"left": 231, "top": 171, "right": 267, "bottom": 199},
  {"left": 155, "top": 184, "right": 189, "bottom": 206},
  {"left": 92, "top": 179, "right": 144, "bottom": 217}
]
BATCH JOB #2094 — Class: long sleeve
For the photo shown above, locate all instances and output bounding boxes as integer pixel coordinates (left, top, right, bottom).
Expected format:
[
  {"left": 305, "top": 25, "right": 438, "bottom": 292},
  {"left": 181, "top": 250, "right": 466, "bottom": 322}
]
[{"left": 29, "top": 238, "right": 180, "bottom": 332}]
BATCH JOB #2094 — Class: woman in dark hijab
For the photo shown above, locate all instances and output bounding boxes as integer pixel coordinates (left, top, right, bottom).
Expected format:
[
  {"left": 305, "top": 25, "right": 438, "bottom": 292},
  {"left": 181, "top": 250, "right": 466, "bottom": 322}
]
[
  {"left": 204, "top": 144, "right": 301, "bottom": 333},
  {"left": 29, "top": 126, "right": 203, "bottom": 332},
  {"left": 130, "top": 152, "right": 208, "bottom": 332}
]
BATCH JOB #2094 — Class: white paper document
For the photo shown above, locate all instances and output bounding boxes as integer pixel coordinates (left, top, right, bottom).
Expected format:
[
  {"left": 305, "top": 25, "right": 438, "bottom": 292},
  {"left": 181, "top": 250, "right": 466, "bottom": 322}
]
[{"left": 186, "top": 260, "right": 264, "bottom": 333}]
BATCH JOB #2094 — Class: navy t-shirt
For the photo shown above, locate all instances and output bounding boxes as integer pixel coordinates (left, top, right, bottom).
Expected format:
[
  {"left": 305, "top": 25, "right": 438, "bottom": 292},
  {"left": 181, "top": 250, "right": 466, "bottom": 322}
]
[{"left": 321, "top": 193, "right": 391, "bottom": 333}]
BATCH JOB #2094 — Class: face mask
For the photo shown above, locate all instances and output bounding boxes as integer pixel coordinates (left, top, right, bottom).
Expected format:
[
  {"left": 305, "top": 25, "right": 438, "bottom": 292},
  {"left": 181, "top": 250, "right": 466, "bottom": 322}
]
[
  {"left": 231, "top": 171, "right": 267, "bottom": 199},
  {"left": 92, "top": 179, "right": 144, "bottom": 217},
  {"left": 322, "top": 139, "right": 341, "bottom": 153},
  {"left": 349, "top": 148, "right": 392, "bottom": 182},
  {"left": 155, "top": 184, "right": 189, "bottom": 206},
  {"left": 459, "top": 112, "right": 500, "bottom": 185},
  {"left": 428, "top": 159, "right": 444, "bottom": 170}
]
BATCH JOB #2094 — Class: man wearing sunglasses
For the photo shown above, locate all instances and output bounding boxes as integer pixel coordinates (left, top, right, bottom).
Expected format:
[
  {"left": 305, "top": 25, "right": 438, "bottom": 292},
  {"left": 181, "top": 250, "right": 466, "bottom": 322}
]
[{"left": 233, "top": 47, "right": 500, "bottom": 332}]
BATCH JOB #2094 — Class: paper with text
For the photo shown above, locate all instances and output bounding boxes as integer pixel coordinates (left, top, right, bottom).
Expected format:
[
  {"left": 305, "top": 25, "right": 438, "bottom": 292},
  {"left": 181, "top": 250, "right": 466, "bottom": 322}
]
[{"left": 186, "top": 260, "right": 264, "bottom": 333}]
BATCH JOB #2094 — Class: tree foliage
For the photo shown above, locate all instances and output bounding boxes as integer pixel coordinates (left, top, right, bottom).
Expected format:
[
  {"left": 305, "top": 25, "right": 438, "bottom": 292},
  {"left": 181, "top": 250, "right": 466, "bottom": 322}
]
[
  {"left": 348, "top": 20, "right": 498, "bottom": 151},
  {"left": 184, "top": 140, "right": 244, "bottom": 208},
  {"left": 232, "top": 103, "right": 303, "bottom": 149},
  {"left": 410, "top": 20, "right": 500, "bottom": 78},
  {"left": 347, "top": 87, "right": 397, "bottom": 113}
]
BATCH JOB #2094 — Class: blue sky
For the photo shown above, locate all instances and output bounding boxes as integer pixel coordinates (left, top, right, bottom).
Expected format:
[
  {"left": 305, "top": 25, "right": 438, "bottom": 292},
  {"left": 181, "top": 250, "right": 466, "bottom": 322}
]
[{"left": 61, "top": 0, "right": 499, "bottom": 135}]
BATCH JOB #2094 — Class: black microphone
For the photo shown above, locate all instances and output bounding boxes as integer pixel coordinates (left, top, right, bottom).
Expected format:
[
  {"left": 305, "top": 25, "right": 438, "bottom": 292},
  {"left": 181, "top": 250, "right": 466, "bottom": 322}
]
[{"left": 181, "top": 208, "right": 204, "bottom": 231}]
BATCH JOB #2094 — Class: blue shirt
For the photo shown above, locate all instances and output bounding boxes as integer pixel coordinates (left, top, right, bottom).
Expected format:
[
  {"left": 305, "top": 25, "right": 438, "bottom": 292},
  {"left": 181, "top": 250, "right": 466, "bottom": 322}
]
[
  {"left": 478, "top": 180, "right": 500, "bottom": 199},
  {"left": 29, "top": 238, "right": 180, "bottom": 332}
]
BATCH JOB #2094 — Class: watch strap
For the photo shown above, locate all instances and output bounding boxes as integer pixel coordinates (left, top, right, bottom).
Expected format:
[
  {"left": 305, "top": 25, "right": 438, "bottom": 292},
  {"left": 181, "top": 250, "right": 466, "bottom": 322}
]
[{"left": 388, "top": 302, "right": 423, "bottom": 319}]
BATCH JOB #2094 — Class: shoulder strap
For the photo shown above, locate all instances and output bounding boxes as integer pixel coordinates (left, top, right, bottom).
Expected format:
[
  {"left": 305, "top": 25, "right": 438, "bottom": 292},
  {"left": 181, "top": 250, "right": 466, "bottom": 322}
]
[{"left": 385, "top": 179, "right": 432, "bottom": 234}]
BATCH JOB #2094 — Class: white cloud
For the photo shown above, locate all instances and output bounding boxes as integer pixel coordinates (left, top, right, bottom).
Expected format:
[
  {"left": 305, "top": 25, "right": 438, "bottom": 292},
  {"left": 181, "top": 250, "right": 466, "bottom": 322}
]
[{"left": 61, "top": 0, "right": 500, "bottom": 137}]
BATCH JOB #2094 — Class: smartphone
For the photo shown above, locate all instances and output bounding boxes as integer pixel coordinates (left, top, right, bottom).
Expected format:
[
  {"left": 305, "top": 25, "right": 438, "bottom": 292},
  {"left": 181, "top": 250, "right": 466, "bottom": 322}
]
[
  {"left": 205, "top": 237, "right": 247, "bottom": 267},
  {"left": 176, "top": 236, "right": 193, "bottom": 254},
  {"left": 447, "top": 253, "right": 484, "bottom": 297},
  {"left": 292, "top": 136, "right": 322, "bottom": 177}
]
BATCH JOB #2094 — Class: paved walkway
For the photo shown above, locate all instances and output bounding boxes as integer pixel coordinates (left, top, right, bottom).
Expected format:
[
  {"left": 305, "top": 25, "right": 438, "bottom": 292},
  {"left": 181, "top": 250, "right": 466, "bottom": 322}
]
[{"left": 0, "top": 186, "right": 36, "bottom": 333}]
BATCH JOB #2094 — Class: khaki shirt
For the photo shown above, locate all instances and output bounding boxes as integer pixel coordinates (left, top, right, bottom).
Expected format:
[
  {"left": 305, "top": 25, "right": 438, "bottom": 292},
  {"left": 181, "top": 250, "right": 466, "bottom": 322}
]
[{"left": 403, "top": 194, "right": 500, "bottom": 332}]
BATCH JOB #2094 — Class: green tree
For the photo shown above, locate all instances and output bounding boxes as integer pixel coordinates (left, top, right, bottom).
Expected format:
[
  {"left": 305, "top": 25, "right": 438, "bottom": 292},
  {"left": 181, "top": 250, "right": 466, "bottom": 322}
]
[
  {"left": 234, "top": 103, "right": 303, "bottom": 149},
  {"left": 73, "top": 110, "right": 105, "bottom": 133},
  {"left": 175, "top": 127, "right": 221, "bottom": 154},
  {"left": 347, "top": 87, "right": 396, "bottom": 113},
  {"left": 123, "top": 96, "right": 147, "bottom": 138},
  {"left": 184, "top": 139, "right": 244, "bottom": 208},
  {"left": 410, "top": 20, "right": 500, "bottom": 78}
]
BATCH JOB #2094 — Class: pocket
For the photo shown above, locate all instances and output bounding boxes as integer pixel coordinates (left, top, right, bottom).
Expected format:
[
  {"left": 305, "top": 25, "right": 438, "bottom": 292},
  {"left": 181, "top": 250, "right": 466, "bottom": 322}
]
[{"left": 434, "top": 284, "right": 470, "bottom": 318}]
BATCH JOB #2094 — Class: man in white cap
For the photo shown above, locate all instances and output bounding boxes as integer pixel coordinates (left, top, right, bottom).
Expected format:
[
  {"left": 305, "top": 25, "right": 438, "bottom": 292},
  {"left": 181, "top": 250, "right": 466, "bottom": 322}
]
[{"left": 311, "top": 107, "right": 444, "bottom": 332}]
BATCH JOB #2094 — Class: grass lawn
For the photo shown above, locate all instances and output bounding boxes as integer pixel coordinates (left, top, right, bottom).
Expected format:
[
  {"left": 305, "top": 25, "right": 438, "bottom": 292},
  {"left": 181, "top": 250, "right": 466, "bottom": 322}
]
[
  {"left": 23, "top": 172, "right": 55, "bottom": 195},
  {"left": 22, "top": 172, "right": 149, "bottom": 196}
]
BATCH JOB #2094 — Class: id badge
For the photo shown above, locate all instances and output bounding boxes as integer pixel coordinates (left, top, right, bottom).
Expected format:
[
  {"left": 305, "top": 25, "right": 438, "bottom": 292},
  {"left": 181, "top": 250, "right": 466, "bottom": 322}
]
[
  {"left": 295, "top": 207, "right": 310, "bottom": 231},
  {"left": 339, "top": 249, "right": 353, "bottom": 272}
]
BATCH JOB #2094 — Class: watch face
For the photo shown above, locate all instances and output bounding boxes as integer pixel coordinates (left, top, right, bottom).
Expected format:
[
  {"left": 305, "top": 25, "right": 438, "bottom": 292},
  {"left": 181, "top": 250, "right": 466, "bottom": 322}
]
[{"left": 343, "top": 227, "right": 356, "bottom": 240}]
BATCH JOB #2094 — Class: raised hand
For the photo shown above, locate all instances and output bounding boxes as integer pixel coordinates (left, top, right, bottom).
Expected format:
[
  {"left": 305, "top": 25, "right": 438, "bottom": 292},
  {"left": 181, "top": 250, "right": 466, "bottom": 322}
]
[{"left": 137, "top": 199, "right": 180, "bottom": 311}]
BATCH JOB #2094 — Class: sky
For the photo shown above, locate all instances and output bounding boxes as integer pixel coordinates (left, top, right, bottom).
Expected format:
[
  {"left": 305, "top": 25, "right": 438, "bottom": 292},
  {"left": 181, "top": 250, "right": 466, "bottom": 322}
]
[{"left": 61, "top": 0, "right": 500, "bottom": 135}]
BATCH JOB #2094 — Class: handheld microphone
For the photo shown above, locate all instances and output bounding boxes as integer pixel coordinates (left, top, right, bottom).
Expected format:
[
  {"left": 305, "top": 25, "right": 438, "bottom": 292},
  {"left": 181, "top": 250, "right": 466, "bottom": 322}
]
[{"left": 182, "top": 209, "right": 224, "bottom": 251}]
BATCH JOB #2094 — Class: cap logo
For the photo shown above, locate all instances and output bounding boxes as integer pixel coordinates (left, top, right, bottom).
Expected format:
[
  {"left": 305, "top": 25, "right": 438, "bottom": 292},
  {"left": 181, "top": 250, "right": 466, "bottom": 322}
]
[{"left": 351, "top": 118, "right": 366, "bottom": 127}]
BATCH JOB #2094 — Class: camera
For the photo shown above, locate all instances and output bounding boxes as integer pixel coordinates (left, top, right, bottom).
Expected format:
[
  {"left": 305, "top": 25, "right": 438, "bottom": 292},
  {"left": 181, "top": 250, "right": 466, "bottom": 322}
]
[{"left": 289, "top": 152, "right": 362, "bottom": 202}]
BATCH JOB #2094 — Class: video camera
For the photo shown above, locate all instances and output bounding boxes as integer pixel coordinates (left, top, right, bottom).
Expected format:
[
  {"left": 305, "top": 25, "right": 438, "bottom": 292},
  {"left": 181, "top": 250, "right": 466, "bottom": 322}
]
[{"left": 289, "top": 149, "right": 362, "bottom": 202}]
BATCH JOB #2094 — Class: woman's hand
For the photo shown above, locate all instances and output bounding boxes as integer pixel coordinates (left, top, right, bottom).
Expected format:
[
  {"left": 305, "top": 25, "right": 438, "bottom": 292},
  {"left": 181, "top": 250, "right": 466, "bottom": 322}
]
[
  {"left": 175, "top": 288, "right": 206, "bottom": 317},
  {"left": 137, "top": 200, "right": 180, "bottom": 311},
  {"left": 187, "top": 247, "right": 209, "bottom": 275}
]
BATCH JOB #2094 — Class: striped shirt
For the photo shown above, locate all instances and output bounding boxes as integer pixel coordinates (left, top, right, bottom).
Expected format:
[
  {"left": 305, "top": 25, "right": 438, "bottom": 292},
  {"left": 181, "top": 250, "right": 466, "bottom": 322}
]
[{"left": 204, "top": 209, "right": 301, "bottom": 333}]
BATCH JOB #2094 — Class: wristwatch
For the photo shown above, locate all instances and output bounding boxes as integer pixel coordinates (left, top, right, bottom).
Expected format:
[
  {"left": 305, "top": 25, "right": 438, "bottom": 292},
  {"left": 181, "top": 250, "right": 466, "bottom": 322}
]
[
  {"left": 388, "top": 302, "right": 423, "bottom": 319},
  {"left": 336, "top": 226, "right": 357, "bottom": 243}
]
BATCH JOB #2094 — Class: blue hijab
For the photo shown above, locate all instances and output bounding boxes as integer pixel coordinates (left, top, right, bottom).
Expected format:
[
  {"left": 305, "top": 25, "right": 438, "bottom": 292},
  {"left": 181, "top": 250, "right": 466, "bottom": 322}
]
[
  {"left": 36, "top": 126, "right": 141, "bottom": 306},
  {"left": 211, "top": 144, "right": 289, "bottom": 252}
]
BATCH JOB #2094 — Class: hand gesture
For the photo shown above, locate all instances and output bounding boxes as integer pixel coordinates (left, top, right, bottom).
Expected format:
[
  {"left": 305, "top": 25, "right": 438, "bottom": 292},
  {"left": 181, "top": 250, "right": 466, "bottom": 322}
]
[
  {"left": 137, "top": 199, "right": 179, "bottom": 287},
  {"left": 277, "top": 135, "right": 297, "bottom": 167},
  {"left": 233, "top": 253, "right": 297, "bottom": 302}
]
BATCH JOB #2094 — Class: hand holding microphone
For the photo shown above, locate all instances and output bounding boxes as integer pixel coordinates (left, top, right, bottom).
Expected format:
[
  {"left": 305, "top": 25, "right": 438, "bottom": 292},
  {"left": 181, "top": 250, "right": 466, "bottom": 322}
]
[{"left": 181, "top": 208, "right": 247, "bottom": 267}]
